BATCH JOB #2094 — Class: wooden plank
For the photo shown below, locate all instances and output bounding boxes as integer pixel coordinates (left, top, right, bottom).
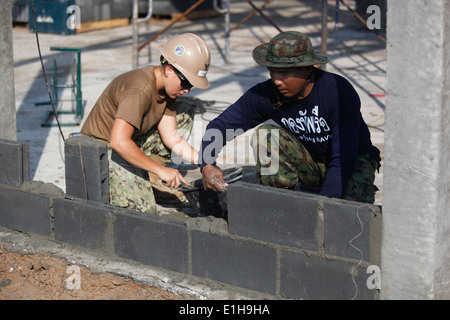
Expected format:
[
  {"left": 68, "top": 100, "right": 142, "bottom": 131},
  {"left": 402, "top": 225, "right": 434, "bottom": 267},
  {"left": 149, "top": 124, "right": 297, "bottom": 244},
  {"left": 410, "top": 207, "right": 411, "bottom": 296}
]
[
  {"left": 171, "top": 8, "right": 221, "bottom": 21},
  {"left": 77, "top": 18, "right": 129, "bottom": 34}
]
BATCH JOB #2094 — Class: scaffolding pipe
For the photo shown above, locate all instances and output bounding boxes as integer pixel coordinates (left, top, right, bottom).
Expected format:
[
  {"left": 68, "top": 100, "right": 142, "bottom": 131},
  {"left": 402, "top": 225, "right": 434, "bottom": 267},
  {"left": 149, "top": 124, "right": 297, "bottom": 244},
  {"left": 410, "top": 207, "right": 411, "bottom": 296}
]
[
  {"left": 132, "top": 0, "right": 153, "bottom": 69},
  {"left": 139, "top": 0, "right": 154, "bottom": 23},
  {"left": 214, "top": 0, "right": 230, "bottom": 62}
]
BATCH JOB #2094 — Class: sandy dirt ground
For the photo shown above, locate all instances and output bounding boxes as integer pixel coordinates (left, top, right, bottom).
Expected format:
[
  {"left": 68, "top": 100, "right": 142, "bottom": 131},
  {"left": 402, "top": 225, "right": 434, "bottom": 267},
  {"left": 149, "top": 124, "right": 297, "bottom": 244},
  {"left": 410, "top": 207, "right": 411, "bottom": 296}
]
[{"left": 0, "top": 245, "right": 191, "bottom": 300}]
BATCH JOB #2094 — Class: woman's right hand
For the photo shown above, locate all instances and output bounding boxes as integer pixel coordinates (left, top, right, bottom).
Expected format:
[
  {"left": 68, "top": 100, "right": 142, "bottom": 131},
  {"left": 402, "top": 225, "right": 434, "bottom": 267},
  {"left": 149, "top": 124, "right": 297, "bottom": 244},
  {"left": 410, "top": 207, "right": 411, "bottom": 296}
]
[{"left": 156, "top": 166, "right": 190, "bottom": 189}]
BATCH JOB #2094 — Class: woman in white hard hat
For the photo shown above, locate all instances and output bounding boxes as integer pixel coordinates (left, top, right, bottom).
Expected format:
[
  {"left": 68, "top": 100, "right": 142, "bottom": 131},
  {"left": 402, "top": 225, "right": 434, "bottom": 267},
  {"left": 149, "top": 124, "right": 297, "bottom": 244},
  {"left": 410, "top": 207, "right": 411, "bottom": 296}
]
[{"left": 81, "top": 33, "right": 211, "bottom": 214}]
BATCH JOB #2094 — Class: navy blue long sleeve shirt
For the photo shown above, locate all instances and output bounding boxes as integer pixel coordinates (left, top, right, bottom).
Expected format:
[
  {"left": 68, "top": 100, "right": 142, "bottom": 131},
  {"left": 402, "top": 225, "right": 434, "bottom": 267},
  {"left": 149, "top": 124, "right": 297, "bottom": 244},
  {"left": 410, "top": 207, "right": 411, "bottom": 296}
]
[{"left": 198, "top": 69, "right": 380, "bottom": 199}]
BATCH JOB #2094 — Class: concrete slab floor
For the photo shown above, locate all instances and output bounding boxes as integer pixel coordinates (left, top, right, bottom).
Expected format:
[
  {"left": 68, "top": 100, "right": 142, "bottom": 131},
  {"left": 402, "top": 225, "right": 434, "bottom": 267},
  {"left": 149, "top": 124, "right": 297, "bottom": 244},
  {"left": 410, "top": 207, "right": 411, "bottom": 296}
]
[{"left": 12, "top": 0, "right": 386, "bottom": 216}]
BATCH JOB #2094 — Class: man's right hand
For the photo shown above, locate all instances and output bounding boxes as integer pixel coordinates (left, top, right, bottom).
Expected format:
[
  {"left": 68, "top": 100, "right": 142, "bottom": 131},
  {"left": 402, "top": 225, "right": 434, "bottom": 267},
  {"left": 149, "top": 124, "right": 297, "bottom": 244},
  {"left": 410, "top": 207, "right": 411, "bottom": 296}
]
[{"left": 201, "top": 164, "right": 228, "bottom": 193}]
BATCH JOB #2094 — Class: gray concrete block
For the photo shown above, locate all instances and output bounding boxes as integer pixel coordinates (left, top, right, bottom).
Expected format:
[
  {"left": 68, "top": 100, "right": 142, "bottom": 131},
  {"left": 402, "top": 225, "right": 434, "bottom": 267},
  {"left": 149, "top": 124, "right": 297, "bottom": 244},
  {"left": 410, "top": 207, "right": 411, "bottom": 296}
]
[
  {"left": 114, "top": 209, "right": 189, "bottom": 273},
  {"left": 65, "top": 136, "right": 109, "bottom": 203},
  {"left": 280, "top": 250, "right": 377, "bottom": 300},
  {"left": 53, "top": 198, "right": 113, "bottom": 251},
  {"left": 228, "top": 182, "right": 320, "bottom": 250},
  {"left": 0, "top": 139, "right": 30, "bottom": 187},
  {"left": 324, "top": 200, "right": 381, "bottom": 264},
  {"left": 191, "top": 230, "right": 277, "bottom": 295},
  {"left": 0, "top": 186, "right": 51, "bottom": 236}
]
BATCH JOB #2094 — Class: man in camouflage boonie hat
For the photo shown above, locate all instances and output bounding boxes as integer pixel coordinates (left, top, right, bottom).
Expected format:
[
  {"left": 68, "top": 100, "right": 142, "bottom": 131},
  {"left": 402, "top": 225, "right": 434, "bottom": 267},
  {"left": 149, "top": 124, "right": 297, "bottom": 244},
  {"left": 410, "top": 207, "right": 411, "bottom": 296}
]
[
  {"left": 198, "top": 31, "right": 381, "bottom": 204},
  {"left": 252, "top": 31, "right": 330, "bottom": 67}
]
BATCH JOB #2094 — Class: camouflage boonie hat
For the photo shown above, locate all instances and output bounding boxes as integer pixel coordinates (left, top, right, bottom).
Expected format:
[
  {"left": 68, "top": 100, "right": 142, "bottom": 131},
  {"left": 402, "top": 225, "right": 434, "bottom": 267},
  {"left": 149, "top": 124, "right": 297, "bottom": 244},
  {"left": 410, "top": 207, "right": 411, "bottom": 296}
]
[{"left": 252, "top": 31, "right": 330, "bottom": 67}]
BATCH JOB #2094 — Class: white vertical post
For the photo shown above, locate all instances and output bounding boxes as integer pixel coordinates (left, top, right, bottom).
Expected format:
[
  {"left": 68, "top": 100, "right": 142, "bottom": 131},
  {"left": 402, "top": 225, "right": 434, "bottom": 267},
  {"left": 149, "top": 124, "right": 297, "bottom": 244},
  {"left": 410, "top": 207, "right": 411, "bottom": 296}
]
[
  {"left": 382, "top": 0, "right": 450, "bottom": 299},
  {"left": 0, "top": 0, "right": 17, "bottom": 140}
]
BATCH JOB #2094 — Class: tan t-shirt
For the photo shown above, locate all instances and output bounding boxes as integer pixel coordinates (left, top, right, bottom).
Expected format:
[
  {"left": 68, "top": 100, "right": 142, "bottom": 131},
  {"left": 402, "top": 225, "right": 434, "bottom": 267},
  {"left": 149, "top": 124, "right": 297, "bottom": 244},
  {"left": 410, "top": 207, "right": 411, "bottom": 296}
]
[{"left": 81, "top": 65, "right": 175, "bottom": 142}]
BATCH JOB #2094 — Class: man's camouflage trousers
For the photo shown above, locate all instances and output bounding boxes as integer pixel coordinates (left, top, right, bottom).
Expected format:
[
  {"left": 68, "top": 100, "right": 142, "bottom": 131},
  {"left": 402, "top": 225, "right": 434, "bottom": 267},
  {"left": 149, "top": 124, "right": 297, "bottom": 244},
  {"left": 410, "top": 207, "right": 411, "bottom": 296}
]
[
  {"left": 108, "top": 101, "right": 194, "bottom": 214},
  {"left": 250, "top": 124, "right": 380, "bottom": 203}
]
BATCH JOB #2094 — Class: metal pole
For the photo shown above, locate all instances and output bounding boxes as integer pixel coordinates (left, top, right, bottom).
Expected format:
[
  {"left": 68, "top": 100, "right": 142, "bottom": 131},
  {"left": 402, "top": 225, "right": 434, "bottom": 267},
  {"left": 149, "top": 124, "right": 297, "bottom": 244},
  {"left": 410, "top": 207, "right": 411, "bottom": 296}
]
[
  {"left": 321, "top": 0, "right": 328, "bottom": 70},
  {"left": 132, "top": 0, "right": 154, "bottom": 69},
  {"left": 139, "top": 0, "right": 154, "bottom": 23},
  {"left": 224, "top": 0, "right": 230, "bottom": 63},
  {"left": 215, "top": 0, "right": 230, "bottom": 62},
  {"left": 132, "top": 0, "right": 138, "bottom": 69},
  {"left": 76, "top": 49, "right": 82, "bottom": 120}
]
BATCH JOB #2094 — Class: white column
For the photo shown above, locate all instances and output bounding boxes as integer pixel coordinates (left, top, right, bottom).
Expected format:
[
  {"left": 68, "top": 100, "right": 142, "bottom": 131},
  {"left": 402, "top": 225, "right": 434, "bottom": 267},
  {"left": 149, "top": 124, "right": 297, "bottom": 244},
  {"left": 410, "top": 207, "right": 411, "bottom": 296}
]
[
  {"left": 0, "top": 0, "right": 17, "bottom": 140},
  {"left": 382, "top": 0, "right": 450, "bottom": 299}
]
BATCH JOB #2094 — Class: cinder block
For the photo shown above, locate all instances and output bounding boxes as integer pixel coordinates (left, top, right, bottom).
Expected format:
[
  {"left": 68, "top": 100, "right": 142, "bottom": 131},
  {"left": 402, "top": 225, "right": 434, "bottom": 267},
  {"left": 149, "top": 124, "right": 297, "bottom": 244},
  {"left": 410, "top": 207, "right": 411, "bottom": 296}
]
[
  {"left": 0, "top": 139, "right": 30, "bottom": 187},
  {"left": 53, "top": 198, "right": 113, "bottom": 251},
  {"left": 191, "top": 230, "right": 277, "bottom": 295},
  {"left": 280, "top": 250, "right": 377, "bottom": 300},
  {"left": 114, "top": 209, "right": 189, "bottom": 273},
  {"left": 0, "top": 186, "right": 51, "bottom": 236},
  {"left": 65, "top": 136, "right": 109, "bottom": 203},
  {"left": 324, "top": 200, "right": 382, "bottom": 264},
  {"left": 228, "top": 182, "right": 320, "bottom": 250}
]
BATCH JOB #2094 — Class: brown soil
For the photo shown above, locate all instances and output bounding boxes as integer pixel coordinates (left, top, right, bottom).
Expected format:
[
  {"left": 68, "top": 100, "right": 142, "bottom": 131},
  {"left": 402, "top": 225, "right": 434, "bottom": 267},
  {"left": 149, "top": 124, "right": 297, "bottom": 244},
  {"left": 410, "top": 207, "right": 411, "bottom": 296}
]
[{"left": 0, "top": 246, "right": 191, "bottom": 300}]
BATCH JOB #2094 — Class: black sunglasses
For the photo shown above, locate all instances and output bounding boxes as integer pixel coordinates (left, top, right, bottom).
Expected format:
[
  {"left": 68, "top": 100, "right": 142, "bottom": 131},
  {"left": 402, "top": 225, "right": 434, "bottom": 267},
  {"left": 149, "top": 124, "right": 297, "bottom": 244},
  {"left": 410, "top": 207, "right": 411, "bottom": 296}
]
[{"left": 174, "top": 68, "right": 193, "bottom": 90}]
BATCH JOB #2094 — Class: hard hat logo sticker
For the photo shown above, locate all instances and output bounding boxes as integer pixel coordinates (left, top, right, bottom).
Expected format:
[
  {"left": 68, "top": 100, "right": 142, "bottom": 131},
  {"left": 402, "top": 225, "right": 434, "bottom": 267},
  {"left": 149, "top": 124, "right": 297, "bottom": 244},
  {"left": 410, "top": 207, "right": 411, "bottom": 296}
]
[
  {"left": 198, "top": 63, "right": 209, "bottom": 77},
  {"left": 174, "top": 45, "right": 185, "bottom": 56}
]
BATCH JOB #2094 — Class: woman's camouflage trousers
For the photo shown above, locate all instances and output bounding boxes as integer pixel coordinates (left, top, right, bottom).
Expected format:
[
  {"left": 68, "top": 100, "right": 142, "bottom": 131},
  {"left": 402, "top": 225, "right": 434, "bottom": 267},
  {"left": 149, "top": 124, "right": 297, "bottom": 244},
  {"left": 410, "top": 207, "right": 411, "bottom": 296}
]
[{"left": 108, "top": 101, "right": 194, "bottom": 213}]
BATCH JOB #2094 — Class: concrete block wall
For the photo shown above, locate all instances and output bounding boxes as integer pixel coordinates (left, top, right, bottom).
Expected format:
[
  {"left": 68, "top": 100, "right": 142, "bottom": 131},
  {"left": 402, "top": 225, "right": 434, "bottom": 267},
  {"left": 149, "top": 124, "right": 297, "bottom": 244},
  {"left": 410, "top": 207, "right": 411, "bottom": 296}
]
[
  {"left": 227, "top": 183, "right": 381, "bottom": 299},
  {"left": 0, "top": 138, "right": 382, "bottom": 299}
]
